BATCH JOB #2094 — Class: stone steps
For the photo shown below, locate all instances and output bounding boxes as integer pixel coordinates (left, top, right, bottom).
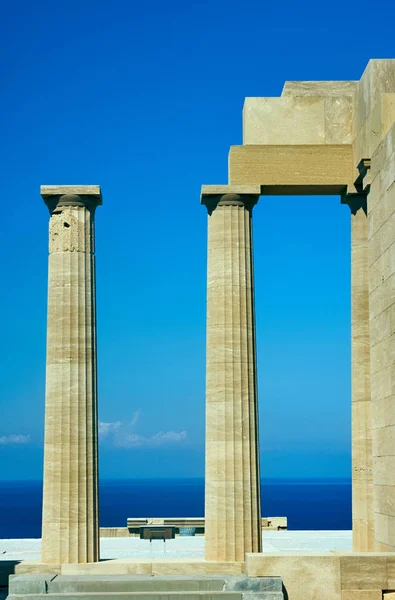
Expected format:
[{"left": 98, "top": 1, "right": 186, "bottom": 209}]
[
  {"left": 9, "top": 594, "right": 243, "bottom": 600},
  {"left": 7, "top": 574, "right": 284, "bottom": 600}
]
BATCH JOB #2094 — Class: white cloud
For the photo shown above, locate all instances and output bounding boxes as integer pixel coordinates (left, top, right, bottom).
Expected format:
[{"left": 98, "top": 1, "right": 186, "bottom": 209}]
[
  {"left": 129, "top": 411, "right": 140, "bottom": 427},
  {"left": 98, "top": 421, "right": 121, "bottom": 438},
  {"left": 99, "top": 412, "right": 187, "bottom": 449},
  {"left": 150, "top": 430, "right": 187, "bottom": 445},
  {"left": 0, "top": 434, "right": 31, "bottom": 445},
  {"left": 116, "top": 430, "right": 187, "bottom": 449}
]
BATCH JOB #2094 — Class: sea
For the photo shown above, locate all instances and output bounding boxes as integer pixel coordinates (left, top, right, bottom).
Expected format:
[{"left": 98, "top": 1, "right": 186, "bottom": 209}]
[{"left": 0, "top": 478, "right": 351, "bottom": 539}]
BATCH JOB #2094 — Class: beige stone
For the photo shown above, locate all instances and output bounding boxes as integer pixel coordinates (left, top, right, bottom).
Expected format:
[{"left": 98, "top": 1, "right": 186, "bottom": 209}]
[
  {"left": 40, "top": 185, "right": 101, "bottom": 564},
  {"left": 14, "top": 562, "right": 61, "bottom": 575},
  {"left": 151, "top": 561, "right": 244, "bottom": 576},
  {"left": 340, "top": 555, "right": 388, "bottom": 589},
  {"left": 41, "top": 185, "right": 101, "bottom": 198},
  {"left": 386, "top": 554, "right": 395, "bottom": 587},
  {"left": 342, "top": 592, "right": 382, "bottom": 600},
  {"left": 242, "top": 96, "right": 325, "bottom": 145},
  {"left": 100, "top": 528, "right": 130, "bottom": 538},
  {"left": 202, "top": 189, "right": 261, "bottom": 562},
  {"left": 282, "top": 80, "right": 357, "bottom": 97},
  {"left": 58, "top": 559, "right": 244, "bottom": 576},
  {"left": 228, "top": 144, "right": 354, "bottom": 194},
  {"left": 342, "top": 198, "right": 374, "bottom": 551},
  {"left": 246, "top": 553, "right": 341, "bottom": 600}
]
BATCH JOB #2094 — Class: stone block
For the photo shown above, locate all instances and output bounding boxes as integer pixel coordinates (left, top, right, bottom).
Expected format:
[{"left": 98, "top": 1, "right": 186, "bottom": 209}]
[
  {"left": 340, "top": 555, "right": 387, "bottom": 590},
  {"left": 374, "top": 513, "right": 395, "bottom": 548},
  {"left": 325, "top": 97, "right": 353, "bottom": 144},
  {"left": 14, "top": 562, "right": 61, "bottom": 575},
  {"left": 371, "top": 394, "right": 395, "bottom": 428},
  {"left": 382, "top": 94, "right": 395, "bottom": 137},
  {"left": 282, "top": 80, "right": 357, "bottom": 97},
  {"left": 225, "top": 576, "right": 283, "bottom": 593},
  {"left": 100, "top": 527, "right": 130, "bottom": 538},
  {"left": 228, "top": 144, "right": 354, "bottom": 193},
  {"left": 386, "top": 554, "right": 395, "bottom": 587},
  {"left": 372, "top": 455, "right": 395, "bottom": 485},
  {"left": 46, "top": 575, "right": 229, "bottom": 593},
  {"left": 246, "top": 553, "right": 341, "bottom": 600},
  {"left": 368, "top": 184, "right": 395, "bottom": 243},
  {"left": 242, "top": 96, "right": 325, "bottom": 145},
  {"left": 372, "top": 423, "right": 395, "bottom": 457},
  {"left": 151, "top": 561, "right": 245, "bottom": 576},
  {"left": 373, "top": 484, "right": 395, "bottom": 518},
  {"left": 355, "top": 60, "right": 395, "bottom": 137},
  {"left": 8, "top": 574, "right": 56, "bottom": 594},
  {"left": 40, "top": 184, "right": 102, "bottom": 200},
  {"left": 342, "top": 592, "right": 382, "bottom": 600},
  {"left": 368, "top": 271, "right": 395, "bottom": 320}
]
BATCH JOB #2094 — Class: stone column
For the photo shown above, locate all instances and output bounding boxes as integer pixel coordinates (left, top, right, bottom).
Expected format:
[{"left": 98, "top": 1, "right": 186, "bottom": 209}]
[
  {"left": 40, "top": 185, "right": 102, "bottom": 564},
  {"left": 201, "top": 185, "right": 262, "bottom": 562},
  {"left": 344, "top": 194, "right": 374, "bottom": 551}
]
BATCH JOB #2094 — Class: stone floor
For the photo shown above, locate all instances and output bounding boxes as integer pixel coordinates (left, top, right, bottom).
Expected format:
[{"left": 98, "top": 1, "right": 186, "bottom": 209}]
[{"left": 0, "top": 531, "right": 352, "bottom": 561}]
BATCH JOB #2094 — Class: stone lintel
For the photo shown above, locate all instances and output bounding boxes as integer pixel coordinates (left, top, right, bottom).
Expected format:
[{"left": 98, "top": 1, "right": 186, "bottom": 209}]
[{"left": 228, "top": 144, "right": 355, "bottom": 195}]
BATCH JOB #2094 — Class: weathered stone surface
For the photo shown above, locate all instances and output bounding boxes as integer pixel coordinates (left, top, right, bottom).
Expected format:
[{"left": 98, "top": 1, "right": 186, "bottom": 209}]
[
  {"left": 243, "top": 96, "right": 353, "bottom": 145},
  {"left": 201, "top": 185, "right": 261, "bottom": 200},
  {"left": 8, "top": 574, "right": 55, "bottom": 594},
  {"left": 40, "top": 186, "right": 101, "bottom": 564},
  {"left": 282, "top": 80, "right": 357, "bottom": 97},
  {"left": 246, "top": 553, "right": 341, "bottom": 600},
  {"left": 325, "top": 97, "right": 353, "bottom": 144},
  {"left": 40, "top": 185, "right": 102, "bottom": 199},
  {"left": 342, "top": 591, "right": 382, "bottom": 600},
  {"left": 202, "top": 190, "right": 261, "bottom": 562},
  {"left": 228, "top": 144, "right": 354, "bottom": 194},
  {"left": 198, "top": 59, "right": 395, "bottom": 560},
  {"left": 243, "top": 96, "right": 325, "bottom": 145},
  {"left": 342, "top": 198, "right": 374, "bottom": 551},
  {"left": 340, "top": 555, "right": 387, "bottom": 589}
]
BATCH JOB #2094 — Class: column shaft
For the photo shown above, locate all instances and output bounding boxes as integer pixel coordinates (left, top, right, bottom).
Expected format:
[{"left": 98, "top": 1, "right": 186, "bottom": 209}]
[
  {"left": 349, "top": 198, "right": 374, "bottom": 551},
  {"left": 204, "top": 195, "right": 261, "bottom": 562},
  {"left": 41, "top": 191, "right": 100, "bottom": 564}
]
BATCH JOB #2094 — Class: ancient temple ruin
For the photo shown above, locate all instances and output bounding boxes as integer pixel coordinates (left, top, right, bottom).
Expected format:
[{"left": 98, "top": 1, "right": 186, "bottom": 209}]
[{"left": 37, "top": 60, "right": 395, "bottom": 576}]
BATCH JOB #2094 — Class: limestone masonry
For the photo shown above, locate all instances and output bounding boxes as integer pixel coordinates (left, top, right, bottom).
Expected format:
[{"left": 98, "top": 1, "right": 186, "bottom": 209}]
[
  {"left": 41, "top": 186, "right": 102, "bottom": 564},
  {"left": 201, "top": 59, "right": 395, "bottom": 558},
  {"left": 25, "top": 58, "right": 395, "bottom": 600}
]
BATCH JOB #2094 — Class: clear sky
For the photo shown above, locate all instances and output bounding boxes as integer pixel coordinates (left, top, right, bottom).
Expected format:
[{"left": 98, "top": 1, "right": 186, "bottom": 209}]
[{"left": 1, "top": 0, "right": 394, "bottom": 481}]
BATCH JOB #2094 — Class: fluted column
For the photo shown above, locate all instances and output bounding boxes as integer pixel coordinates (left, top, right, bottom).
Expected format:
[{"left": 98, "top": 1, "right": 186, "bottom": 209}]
[
  {"left": 344, "top": 194, "right": 374, "bottom": 551},
  {"left": 41, "top": 185, "right": 102, "bottom": 564},
  {"left": 201, "top": 185, "right": 262, "bottom": 562}
]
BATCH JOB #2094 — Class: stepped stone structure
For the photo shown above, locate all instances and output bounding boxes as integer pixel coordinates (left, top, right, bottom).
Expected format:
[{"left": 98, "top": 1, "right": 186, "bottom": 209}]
[
  {"left": 40, "top": 186, "right": 102, "bottom": 564},
  {"left": 202, "top": 59, "right": 395, "bottom": 558}
]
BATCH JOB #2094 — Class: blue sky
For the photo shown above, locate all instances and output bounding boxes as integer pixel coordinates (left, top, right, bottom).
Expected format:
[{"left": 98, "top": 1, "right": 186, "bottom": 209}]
[{"left": 0, "top": 0, "right": 393, "bottom": 480}]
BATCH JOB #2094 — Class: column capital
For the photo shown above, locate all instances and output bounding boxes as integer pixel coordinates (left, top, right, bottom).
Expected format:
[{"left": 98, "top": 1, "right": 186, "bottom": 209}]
[
  {"left": 201, "top": 185, "right": 261, "bottom": 214},
  {"left": 41, "top": 185, "right": 102, "bottom": 214}
]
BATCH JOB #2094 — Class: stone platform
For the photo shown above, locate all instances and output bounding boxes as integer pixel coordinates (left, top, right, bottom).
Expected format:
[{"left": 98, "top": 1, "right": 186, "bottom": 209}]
[
  {"left": 6, "top": 574, "right": 284, "bottom": 600},
  {"left": 0, "top": 531, "right": 352, "bottom": 563}
]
